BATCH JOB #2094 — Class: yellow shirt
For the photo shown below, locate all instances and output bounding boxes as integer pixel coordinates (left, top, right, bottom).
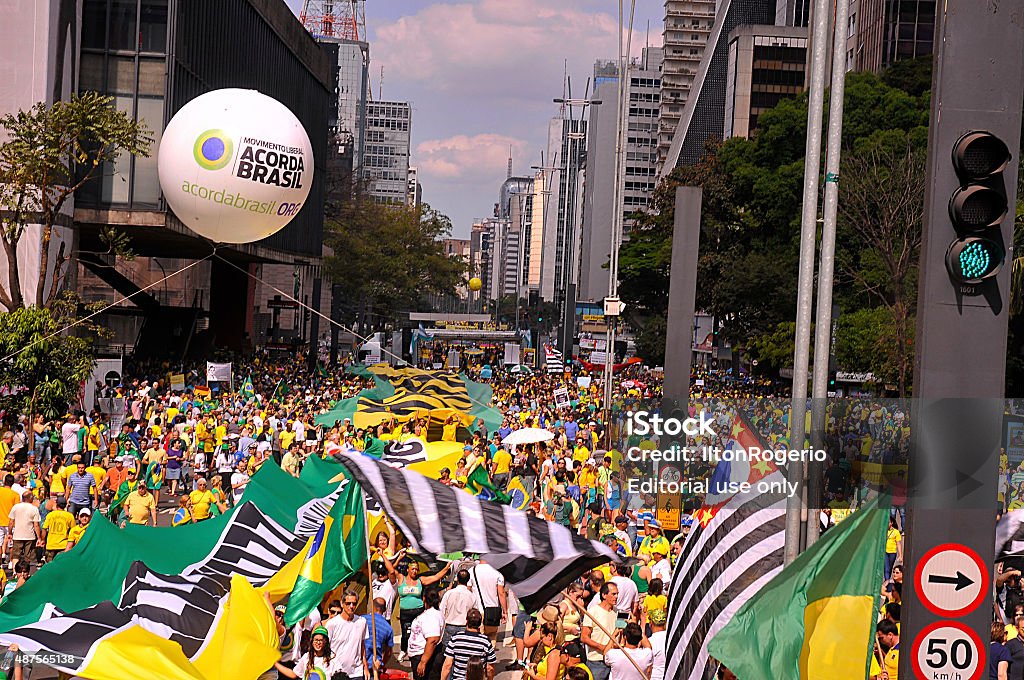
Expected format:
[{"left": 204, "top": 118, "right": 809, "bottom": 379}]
[
  {"left": 190, "top": 489, "right": 217, "bottom": 520},
  {"left": 215, "top": 425, "right": 227, "bottom": 447},
  {"left": 149, "top": 424, "right": 162, "bottom": 439},
  {"left": 869, "top": 646, "right": 898, "bottom": 679},
  {"left": 87, "top": 425, "right": 101, "bottom": 451},
  {"left": 67, "top": 523, "right": 89, "bottom": 548},
  {"left": 886, "top": 528, "right": 901, "bottom": 554},
  {"left": 492, "top": 449, "right": 512, "bottom": 475},
  {"left": 578, "top": 468, "right": 597, "bottom": 491},
  {"left": 124, "top": 490, "right": 156, "bottom": 525},
  {"left": 280, "top": 431, "right": 296, "bottom": 451},
  {"left": 42, "top": 509, "right": 74, "bottom": 551},
  {"left": 86, "top": 465, "right": 106, "bottom": 488},
  {"left": 442, "top": 424, "right": 457, "bottom": 442},
  {"left": 643, "top": 594, "right": 668, "bottom": 617},
  {"left": 167, "top": 407, "right": 179, "bottom": 422}
]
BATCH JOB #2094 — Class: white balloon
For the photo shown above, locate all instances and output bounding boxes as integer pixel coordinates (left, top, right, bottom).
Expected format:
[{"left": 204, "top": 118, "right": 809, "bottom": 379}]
[{"left": 157, "top": 89, "right": 315, "bottom": 244}]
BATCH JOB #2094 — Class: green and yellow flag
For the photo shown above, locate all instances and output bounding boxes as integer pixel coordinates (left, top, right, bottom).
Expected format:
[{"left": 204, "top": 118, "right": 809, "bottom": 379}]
[
  {"left": 240, "top": 375, "right": 255, "bottom": 402},
  {"left": 707, "top": 495, "right": 889, "bottom": 679},
  {"left": 283, "top": 455, "right": 368, "bottom": 626},
  {"left": 464, "top": 461, "right": 511, "bottom": 504}
]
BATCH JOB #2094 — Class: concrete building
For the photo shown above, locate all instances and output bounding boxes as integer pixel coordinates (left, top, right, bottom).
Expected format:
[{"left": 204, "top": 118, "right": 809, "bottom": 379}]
[
  {"left": 775, "top": 0, "right": 811, "bottom": 27},
  {"left": 580, "top": 47, "right": 663, "bottom": 305},
  {"left": 363, "top": 100, "right": 412, "bottom": 204},
  {"left": 724, "top": 25, "right": 807, "bottom": 139},
  {"left": 47, "top": 0, "right": 332, "bottom": 358},
  {"left": 659, "top": 0, "right": 716, "bottom": 170},
  {"left": 844, "top": 0, "right": 934, "bottom": 73},
  {"left": 499, "top": 177, "right": 534, "bottom": 301},
  {"left": 407, "top": 166, "right": 423, "bottom": 206},
  {"left": 661, "top": 0, "right": 776, "bottom": 171},
  {"left": 538, "top": 116, "right": 587, "bottom": 305}
]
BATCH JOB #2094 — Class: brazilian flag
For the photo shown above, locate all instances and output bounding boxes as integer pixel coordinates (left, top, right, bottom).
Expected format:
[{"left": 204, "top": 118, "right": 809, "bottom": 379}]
[
  {"left": 465, "top": 462, "right": 511, "bottom": 504},
  {"left": 240, "top": 375, "right": 255, "bottom": 402},
  {"left": 283, "top": 457, "right": 368, "bottom": 626},
  {"left": 144, "top": 460, "right": 164, "bottom": 490},
  {"left": 108, "top": 479, "right": 138, "bottom": 521}
]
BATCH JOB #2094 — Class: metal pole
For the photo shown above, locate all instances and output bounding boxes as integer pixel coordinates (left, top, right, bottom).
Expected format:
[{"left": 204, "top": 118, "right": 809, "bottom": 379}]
[
  {"left": 603, "top": 0, "right": 633, "bottom": 422},
  {"left": 807, "top": 0, "right": 851, "bottom": 549},
  {"left": 784, "top": 0, "right": 831, "bottom": 565}
]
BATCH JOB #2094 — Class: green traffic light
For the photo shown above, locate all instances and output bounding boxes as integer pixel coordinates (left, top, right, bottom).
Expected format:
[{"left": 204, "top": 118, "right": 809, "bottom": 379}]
[{"left": 946, "top": 236, "right": 1003, "bottom": 284}]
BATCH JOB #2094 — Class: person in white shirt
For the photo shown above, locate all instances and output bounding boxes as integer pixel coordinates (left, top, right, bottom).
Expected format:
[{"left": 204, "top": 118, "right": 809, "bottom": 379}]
[
  {"left": 229, "top": 460, "right": 249, "bottom": 505},
  {"left": 470, "top": 560, "right": 508, "bottom": 638},
  {"left": 604, "top": 623, "right": 653, "bottom": 680},
  {"left": 408, "top": 588, "right": 444, "bottom": 680},
  {"left": 649, "top": 551, "right": 672, "bottom": 586},
  {"left": 324, "top": 590, "right": 369, "bottom": 680},
  {"left": 61, "top": 415, "right": 80, "bottom": 456},
  {"left": 371, "top": 563, "right": 397, "bottom": 618},
  {"left": 275, "top": 625, "right": 343, "bottom": 678},
  {"left": 646, "top": 609, "right": 667, "bottom": 680},
  {"left": 610, "top": 564, "right": 639, "bottom": 617},
  {"left": 439, "top": 569, "right": 478, "bottom": 649}
]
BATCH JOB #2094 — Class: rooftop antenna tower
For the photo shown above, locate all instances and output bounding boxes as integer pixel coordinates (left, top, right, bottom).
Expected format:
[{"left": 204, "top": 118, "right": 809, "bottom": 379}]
[{"left": 300, "top": 0, "right": 366, "bottom": 41}]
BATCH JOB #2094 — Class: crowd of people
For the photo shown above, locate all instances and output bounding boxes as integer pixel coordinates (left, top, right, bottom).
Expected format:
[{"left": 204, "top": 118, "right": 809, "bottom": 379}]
[{"left": 0, "top": 349, "right": 1006, "bottom": 680}]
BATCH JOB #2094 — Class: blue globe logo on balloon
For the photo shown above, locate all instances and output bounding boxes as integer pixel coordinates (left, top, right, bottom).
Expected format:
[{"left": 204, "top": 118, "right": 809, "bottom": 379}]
[{"left": 193, "top": 129, "right": 233, "bottom": 171}]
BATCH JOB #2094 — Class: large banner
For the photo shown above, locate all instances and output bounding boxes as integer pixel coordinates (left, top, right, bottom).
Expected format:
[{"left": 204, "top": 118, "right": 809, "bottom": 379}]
[{"left": 206, "top": 362, "right": 232, "bottom": 382}]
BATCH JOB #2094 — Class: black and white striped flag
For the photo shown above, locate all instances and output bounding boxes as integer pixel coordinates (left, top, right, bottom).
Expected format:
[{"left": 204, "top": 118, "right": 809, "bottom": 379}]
[
  {"left": 665, "top": 415, "right": 788, "bottom": 680},
  {"left": 997, "top": 509, "right": 1024, "bottom": 570},
  {"left": 544, "top": 345, "right": 564, "bottom": 374},
  {"left": 335, "top": 451, "right": 619, "bottom": 611}
]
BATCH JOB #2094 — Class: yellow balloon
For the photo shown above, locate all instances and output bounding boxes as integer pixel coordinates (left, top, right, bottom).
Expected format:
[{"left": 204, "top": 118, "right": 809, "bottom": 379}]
[{"left": 469, "top": 277, "right": 482, "bottom": 292}]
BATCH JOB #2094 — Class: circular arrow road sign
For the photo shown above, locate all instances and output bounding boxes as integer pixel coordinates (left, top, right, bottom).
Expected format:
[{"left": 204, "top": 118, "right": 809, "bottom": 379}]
[
  {"left": 912, "top": 620, "right": 984, "bottom": 680},
  {"left": 914, "top": 543, "right": 988, "bottom": 618}
]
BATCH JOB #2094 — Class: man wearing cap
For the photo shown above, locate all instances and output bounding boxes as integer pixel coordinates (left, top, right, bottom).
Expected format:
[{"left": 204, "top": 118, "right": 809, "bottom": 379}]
[
  {"left": 649, "top": 548, "right": 671, "bottom": 585},
  {"left": 66, "top": 506, "right": 91, "bottom": 550},
  {"left": 123, "top": 482, "right": 156, "bottom": 527},
  {"left": 102, "top": 458, "right": 129, "bottom": 508},
  {"left": 637, "top": 521, "right": 670, "bottom": 564}
]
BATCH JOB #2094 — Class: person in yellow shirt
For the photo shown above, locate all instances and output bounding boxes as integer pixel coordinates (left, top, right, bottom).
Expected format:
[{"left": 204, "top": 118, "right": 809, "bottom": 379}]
[
  {"left": 87, "top": 422, "right": 102, "bottom": 460},
  {"left": 41, "top": 498, "right": 74, "bottom": 560},
  {"left": 441, "top": 416, "right": 457, "bottom": 442},
  {"left": 279, "top": 428, "right": 296, "bottom": 453},
  {"left": 0, "top": 476, "right": 19, "bottom": 539},
  {"left": 642, "top": 578, "right": 668, "bottom": 619},
  {"left": 870, "top": 620, "right": 899, "bottom": 680},
  {"left": 123, "top": 484, "right": 156, "bottom": 527},
  {"left": 66, "top": 508, "right": 91, "bottom": 550},
  {"left": 188, "top": 478, "right": 223, "bottom": 521},
  {"left": 491, "top": 447, "right": 513, "bottom": 490}
]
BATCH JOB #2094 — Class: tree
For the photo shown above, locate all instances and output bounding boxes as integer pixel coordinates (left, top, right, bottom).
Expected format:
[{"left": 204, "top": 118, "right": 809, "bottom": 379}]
[
  {"left": 0, "top": 92, "right": 151, "bottom": 310},
  {"left": 837, "top": 133, "right": 925, "bottom": 395},
  {"left": 0, "top": 294, "right": 102, "bottom": 418},
  {"left": 324, "top": 197, "right": 468, "bottom": 326}
]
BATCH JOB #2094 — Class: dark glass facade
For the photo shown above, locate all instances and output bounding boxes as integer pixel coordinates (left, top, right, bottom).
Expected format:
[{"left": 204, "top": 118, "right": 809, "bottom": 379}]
[
  {"left": 78, "top": 0, "right": 330, "bottom": 257},
  {"left": 676, "top": 0, "right": 776, "bottom": 167}
]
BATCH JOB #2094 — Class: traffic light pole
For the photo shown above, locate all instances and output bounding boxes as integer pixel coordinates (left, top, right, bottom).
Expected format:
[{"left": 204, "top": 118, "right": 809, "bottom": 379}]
[{"left": 901, "top": 2, "right": 1024, "bottom": 677}]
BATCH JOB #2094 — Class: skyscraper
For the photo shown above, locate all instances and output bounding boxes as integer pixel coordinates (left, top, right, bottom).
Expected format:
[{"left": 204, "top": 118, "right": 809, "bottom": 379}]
[
  {"left": 724, "top": 25, "right": 806, "bottom": 140},
  {"left": 844, "top": 0, "right": 934, "bottom": 73},
  {"left": 580, "top": 47, "right": 664, "bottom": 305},
  {"left": 538, "top": 116, "right": 587, "bottom": 306},
  {"left": 659, "top": 0, "right": 717, "bottom": 170},
  {"left": 661, "top": 0, "right": 776, "bottom": 171},
  {"left": 362, "top": 100, "right": 412, "bottom": 204}
]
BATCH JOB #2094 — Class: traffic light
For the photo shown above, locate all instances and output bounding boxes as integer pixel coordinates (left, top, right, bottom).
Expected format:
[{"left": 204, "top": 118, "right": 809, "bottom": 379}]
[{"left": 944, "top": 131, "right": 1011, "bottom": 289}]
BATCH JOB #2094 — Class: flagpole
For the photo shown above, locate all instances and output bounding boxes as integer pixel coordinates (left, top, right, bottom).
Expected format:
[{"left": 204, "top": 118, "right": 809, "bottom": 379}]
[
  {"left": 562, "top": 591, "right": 650, "bottom": 680},
  {"left": 361, "top": 490, "right": 380, "bottom": 680}
]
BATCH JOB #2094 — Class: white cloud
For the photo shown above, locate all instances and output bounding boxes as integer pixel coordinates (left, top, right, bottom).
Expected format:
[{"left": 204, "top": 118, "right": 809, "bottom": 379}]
[
  {"left": 370, "top": 0, "right": 628, "bottom": 100},
  {"left": 416, "top": 133, "right": 531, "bottom": 182}
]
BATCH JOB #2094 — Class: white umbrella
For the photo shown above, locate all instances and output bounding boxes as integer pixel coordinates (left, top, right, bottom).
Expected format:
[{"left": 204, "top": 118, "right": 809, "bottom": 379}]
[{"left": 502, "top": 428, "right": 555, "bottom": 446}]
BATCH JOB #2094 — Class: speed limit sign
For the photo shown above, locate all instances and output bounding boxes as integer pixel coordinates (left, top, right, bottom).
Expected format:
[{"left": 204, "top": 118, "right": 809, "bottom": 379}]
[{"left": 912, "top": 621, "right": 984, "bottom": 680}]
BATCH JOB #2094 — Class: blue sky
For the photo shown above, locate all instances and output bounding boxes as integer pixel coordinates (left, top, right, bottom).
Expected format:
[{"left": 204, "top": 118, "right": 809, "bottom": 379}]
[{"left": 286, "top": 0, "right": 663, "bottom": 237}]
